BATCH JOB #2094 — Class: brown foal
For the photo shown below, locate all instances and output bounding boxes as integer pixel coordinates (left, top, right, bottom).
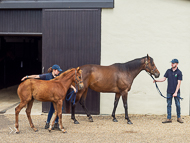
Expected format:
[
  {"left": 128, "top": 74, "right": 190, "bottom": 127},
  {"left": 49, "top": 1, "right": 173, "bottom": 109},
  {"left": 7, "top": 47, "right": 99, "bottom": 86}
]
[{"left": 15, "top": 67, "right": 84, "bottom": 133}]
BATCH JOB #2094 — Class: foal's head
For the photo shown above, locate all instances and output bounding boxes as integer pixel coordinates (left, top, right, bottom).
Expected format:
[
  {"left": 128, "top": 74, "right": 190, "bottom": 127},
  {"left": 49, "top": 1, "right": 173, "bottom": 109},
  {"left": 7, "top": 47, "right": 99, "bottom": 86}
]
[
  {"left": 143, "top": 54, "right": 160, "bottom": 78},
  {"left": 75, "top": 67, "right": 84, "bottom": 90},
  {"left": 52, "top": 67, "right": 84, "bottom": 90}
]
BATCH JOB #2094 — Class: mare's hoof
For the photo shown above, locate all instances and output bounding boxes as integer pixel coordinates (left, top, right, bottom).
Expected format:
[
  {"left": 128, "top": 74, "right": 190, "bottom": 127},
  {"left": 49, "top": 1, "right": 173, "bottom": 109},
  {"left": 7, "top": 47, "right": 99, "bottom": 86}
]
[
  {"left": 74, "top": 120, "right": 80, "bottom": 124},
  {"left": 127, "top": 121, "right": 133, "bottom": 124},
  {"left": 113, "top": 118, "right": 118, "bottom": 122},
  {"left": 89, "top": 117, "right": 93, "bottom": 122}
]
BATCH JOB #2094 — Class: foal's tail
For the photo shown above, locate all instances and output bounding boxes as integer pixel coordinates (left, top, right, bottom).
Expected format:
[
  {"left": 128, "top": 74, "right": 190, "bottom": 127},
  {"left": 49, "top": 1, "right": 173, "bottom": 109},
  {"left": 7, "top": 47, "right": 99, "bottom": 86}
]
[{"left": 64, "top": 100, "right": 71, "bottom": 113}]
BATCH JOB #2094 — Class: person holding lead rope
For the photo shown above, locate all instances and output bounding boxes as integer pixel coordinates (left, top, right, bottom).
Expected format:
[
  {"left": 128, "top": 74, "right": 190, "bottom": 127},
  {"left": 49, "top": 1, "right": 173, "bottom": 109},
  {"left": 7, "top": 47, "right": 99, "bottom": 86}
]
[{"left": 153, "top": 59, "right": 183, "bottom": 123}]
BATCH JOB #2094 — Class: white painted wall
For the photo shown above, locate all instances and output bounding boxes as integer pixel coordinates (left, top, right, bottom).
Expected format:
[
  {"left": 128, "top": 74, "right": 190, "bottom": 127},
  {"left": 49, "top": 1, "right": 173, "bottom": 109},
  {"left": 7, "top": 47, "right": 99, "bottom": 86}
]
[{"left": 101, "top": 0, "right": 190, "bottom": 116}]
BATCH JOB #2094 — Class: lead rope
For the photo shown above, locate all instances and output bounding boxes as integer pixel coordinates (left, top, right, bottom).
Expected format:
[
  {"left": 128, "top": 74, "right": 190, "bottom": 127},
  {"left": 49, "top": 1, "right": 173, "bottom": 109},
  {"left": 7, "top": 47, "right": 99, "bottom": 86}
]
[
  {"left": 148, "top": 72, "right": 183, "bottom": 100},
  {"left": 66, "top": 88, "right": 78, "bottom": 105}
]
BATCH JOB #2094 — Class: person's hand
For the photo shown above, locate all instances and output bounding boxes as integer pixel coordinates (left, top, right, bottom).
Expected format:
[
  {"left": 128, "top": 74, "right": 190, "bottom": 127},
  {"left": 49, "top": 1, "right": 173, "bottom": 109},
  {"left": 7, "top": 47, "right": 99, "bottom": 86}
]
[
  {"left": 21, "top": 76, "right": 27, "bottom": 81},
  {"left": 173, "top": 93, "right": 177, "bottom": 97},
  {"left": 73, "top": 88, "right": 77, "bottom": 93},
  {"left": 153, "top": 80, "right": 156, "bottom": 83}
]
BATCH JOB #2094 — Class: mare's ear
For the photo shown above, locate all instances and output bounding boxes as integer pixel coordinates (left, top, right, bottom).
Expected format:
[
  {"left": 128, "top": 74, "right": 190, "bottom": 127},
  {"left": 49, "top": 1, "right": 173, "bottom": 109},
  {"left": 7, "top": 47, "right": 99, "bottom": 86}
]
[{"left": 147, "top": 54, "right": 150, "bottom": 60}]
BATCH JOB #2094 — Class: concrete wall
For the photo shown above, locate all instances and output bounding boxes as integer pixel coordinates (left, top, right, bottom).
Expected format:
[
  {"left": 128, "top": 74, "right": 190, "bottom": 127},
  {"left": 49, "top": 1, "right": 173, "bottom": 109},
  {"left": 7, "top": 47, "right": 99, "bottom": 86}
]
[{"left": 100, "top": 0, "right": 190, "bottom": 116}]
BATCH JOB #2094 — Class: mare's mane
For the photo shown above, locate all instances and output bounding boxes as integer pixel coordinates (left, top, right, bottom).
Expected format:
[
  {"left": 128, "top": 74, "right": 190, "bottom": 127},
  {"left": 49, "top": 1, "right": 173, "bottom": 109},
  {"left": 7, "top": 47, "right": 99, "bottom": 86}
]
[{"left": 112, "top": 56, "right": 153, "bottom": 72}]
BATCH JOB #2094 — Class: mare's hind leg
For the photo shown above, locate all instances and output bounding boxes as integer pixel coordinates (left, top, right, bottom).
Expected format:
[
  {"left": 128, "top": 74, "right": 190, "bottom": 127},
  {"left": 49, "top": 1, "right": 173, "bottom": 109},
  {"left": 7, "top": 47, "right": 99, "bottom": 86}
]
[
  {"left": 15, "top": 101, "right": 28, "bottom": 133},
  {"left": 122, "top": 91, "right": 133, "bottom": 124},
  {"left": 112, "top": 93, "right": 121, "bottom": 122},
  {"left": 25, "top": 98, "right": 38, "bottom": 132}
]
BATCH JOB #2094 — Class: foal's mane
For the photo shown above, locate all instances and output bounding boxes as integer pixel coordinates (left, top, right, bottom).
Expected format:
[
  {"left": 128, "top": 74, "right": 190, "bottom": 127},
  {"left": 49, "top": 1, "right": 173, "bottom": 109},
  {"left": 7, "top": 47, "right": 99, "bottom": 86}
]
[
  {"left": 52, "top": 68, "right": 75, "bottom": 81},
  {"left": 112, "top": 56, "right": 153, "bottom": 72}
]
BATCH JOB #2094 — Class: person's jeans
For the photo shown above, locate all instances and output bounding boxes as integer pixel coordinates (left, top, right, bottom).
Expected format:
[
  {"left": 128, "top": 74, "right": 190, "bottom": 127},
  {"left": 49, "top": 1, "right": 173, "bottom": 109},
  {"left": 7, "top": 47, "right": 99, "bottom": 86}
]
[
  {"left": 46, "top": 102, "right": 58, "bottom": 123},
  {"left": 167, "top": 93, "right": 181, "bottom": 119}
]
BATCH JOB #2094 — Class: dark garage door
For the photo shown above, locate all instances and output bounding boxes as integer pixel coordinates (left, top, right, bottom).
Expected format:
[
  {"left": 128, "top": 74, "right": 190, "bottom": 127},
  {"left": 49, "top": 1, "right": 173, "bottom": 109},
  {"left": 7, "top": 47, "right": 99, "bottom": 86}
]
[{"left": 42, "top": 9, "right": 101, "bottom": 115}]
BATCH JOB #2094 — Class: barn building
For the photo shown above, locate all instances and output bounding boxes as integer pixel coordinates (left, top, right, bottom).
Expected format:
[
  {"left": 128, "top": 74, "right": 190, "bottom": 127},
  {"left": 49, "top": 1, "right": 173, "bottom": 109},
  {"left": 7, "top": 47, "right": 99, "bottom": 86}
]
[
  {"left": 0, "top": 0, "right": 113, "bottom": 114},
  {"left": 1, "top": 0, "right": 190, "bottom": 116}
]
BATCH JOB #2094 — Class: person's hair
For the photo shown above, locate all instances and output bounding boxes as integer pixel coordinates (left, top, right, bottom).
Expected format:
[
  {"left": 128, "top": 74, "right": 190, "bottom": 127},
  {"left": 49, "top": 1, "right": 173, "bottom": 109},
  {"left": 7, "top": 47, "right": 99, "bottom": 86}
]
[{"left": 48, "top": 67, "right": 53, "bottom": 73}]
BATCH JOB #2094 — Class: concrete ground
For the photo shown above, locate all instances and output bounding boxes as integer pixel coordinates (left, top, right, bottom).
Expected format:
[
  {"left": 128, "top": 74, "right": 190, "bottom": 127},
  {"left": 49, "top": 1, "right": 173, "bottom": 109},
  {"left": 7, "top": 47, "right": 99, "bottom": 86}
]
[
  {"left": 1, "top": 86, "right": 190, "bottom": 143},
  {"left": 0, "top": 85, "right": 42, "bottom": 115},
  {"left": 1, "top": 114, "right": 190, "bottom": 143}
]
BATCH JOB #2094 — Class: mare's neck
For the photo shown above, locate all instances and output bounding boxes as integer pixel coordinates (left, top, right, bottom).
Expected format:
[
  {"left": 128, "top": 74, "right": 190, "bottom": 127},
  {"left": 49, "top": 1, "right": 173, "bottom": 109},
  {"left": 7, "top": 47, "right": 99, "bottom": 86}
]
[{"left": 127, "top": 58, "right": 145, "bottom": 79}]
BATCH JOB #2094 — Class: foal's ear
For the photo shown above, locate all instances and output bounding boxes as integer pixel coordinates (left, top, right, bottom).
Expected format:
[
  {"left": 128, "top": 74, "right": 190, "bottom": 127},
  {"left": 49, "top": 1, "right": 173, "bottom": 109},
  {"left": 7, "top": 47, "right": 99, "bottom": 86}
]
[
  {"left": 147, "top": 54, "right": 150, "bottom": 60},
  {"left": 77, "top": 67, "right": 80, "bottom": 71}
]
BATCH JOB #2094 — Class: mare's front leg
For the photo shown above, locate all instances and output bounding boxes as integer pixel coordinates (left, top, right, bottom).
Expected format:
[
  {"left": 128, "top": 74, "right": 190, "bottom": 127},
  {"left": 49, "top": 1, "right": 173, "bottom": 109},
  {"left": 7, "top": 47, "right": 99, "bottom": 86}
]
[
  {"left": 122, "top": 91, "right": 133, "bottom": 124},
  {"left": 71, "top": 90, "right": 85, "bottom": 124},
  {"left": 112, "top": 93, "right": 121, "bottom": 122},
  {"left": 71, "top": 102, "right": 79, "bottom": 124},
  {"left": 79, "top": 89, "right": 93, "bottom": 122}
]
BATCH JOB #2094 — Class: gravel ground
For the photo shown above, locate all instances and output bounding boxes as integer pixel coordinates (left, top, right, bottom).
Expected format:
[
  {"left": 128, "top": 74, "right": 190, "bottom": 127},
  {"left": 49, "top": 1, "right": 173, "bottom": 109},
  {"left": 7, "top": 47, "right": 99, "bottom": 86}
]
[{"left": 0, "top": 114, "right": 190, "bottom": 143}]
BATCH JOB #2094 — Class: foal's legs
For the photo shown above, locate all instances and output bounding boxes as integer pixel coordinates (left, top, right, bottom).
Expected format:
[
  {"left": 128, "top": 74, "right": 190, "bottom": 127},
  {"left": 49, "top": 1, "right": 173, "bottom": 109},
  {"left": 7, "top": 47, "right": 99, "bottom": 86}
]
[
  {"left": 48, "top": 103, "right": 57, "bottom": 131},
  {"left": 25, "top": 98, "right": 38, "bottom": 132},
  {"left": 122, "top": 92, "right": 133, "bottom": 124},
  {"left": 48, "top": 102, "right": 67, "bottom": 133},
  {"left": 15, "top": 101, "right": 28, "bottom": 133},
  {"left": 57, "top": 100, "right": 67, "bottom": 133},
  {"left": 112, "top": 93, "right": 121, "bottom": 122}
]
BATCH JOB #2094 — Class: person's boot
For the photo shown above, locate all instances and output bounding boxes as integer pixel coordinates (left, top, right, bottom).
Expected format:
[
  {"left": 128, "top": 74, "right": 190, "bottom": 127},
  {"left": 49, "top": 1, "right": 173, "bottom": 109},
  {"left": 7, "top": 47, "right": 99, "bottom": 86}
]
[
  {"left": 177, "top": 118, "right": 183, "bottom": 123},
  {"left": 53, "top": 123, "right": 59, "bottom": 130},
  {"left": 45, "top": 122, "right": 49, "bottom": 129},
  {"left": 162, "top": 119, "right": 172, "bottom": 123}
]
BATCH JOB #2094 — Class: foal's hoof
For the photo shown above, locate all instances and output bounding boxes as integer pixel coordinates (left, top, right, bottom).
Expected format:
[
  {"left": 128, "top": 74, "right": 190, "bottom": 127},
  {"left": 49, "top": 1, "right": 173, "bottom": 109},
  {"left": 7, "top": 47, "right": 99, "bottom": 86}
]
[
  {"left": 89, "top": 117, "right": 93, "bottom": 122},
  {"left": 74, "top": 120, "right": 80, "bottom": 124},
  {"left": 16, "top": 131, "right": 20, "bottom": 134},
  {"left": 113, "top": 118, "right": 118, "bottom": 122},
  {"left": 127, "top": 121, "right": 133, "bottom": 124},
  {"left": 61, "top": 129, "right": 67, "bottom": 133},
  {"left": 33, "top": 128, "right": 38, "bottom": 132},
  {"left": 48, "top": 129, "right": 52, "bottom": 132}
]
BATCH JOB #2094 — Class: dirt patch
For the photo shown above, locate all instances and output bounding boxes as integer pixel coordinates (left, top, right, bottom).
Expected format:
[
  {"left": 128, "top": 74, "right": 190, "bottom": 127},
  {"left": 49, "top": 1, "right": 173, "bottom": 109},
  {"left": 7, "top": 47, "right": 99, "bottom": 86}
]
[{"left": 0, "top": 114, "right": 190, "bottom": 143}]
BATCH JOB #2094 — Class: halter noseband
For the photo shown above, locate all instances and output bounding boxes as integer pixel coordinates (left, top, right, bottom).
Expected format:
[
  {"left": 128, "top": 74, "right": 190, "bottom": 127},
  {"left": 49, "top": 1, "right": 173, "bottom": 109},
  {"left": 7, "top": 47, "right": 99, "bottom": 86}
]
[{"left": 74, "top": 69, "right": 83, "bottom": 86}]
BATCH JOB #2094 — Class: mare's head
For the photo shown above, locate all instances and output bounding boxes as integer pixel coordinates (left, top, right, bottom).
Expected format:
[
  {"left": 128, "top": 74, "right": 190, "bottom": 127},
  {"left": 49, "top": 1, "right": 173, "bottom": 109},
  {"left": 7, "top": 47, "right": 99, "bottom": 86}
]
[{"left": 143, "top": 54, "right": 160, "bottom": 78}]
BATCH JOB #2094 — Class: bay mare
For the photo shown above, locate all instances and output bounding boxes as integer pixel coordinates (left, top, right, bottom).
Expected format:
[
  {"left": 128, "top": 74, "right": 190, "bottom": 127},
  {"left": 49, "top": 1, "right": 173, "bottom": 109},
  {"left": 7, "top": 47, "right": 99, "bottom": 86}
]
[
  {"left": 15, "top": 67, "right": 84, "bottom": 133},
  {"left": 69, "top": 55, "right": 160, "bottom": 124}
]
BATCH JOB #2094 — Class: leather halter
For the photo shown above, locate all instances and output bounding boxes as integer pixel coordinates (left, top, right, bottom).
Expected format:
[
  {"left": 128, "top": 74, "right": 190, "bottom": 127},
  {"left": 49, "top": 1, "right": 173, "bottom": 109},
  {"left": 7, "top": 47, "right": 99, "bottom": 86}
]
[
  {"left": 75, "top": 69, "right": 83, "bottom": 86},
  {"left": 144, "top": 58, "right": 157, "bottom": 74}
]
